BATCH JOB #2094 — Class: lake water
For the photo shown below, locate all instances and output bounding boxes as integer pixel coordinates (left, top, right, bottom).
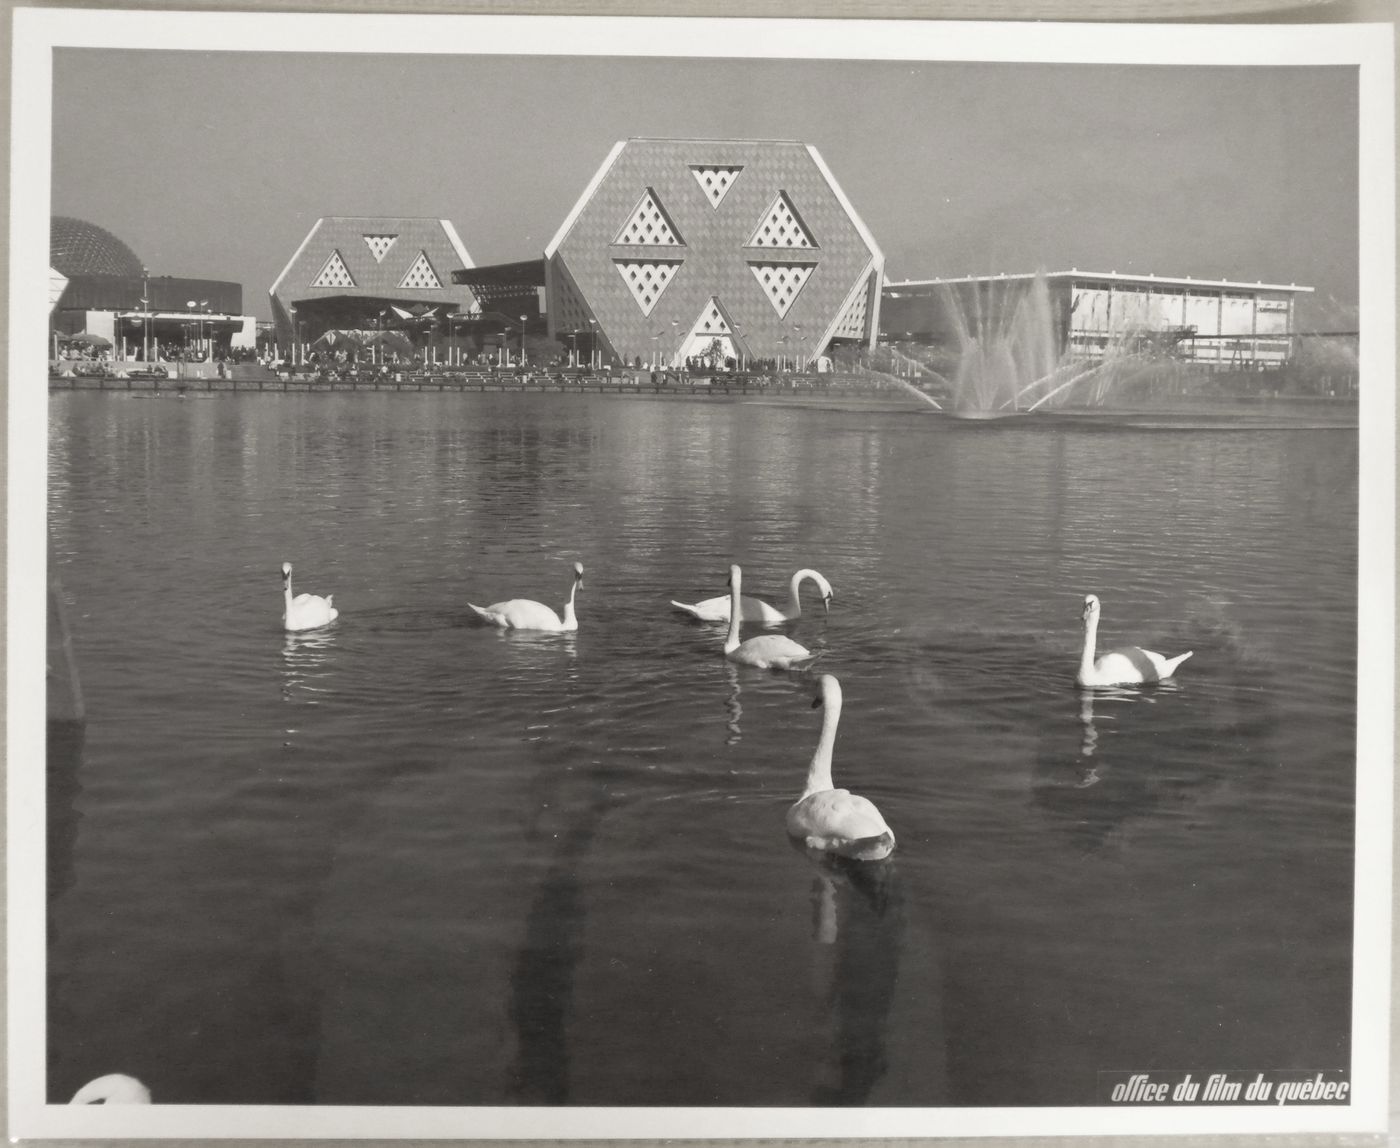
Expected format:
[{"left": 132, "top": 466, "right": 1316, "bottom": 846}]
[{"left": 46, "top": 390, "right": 1358, "bottom": 1107}]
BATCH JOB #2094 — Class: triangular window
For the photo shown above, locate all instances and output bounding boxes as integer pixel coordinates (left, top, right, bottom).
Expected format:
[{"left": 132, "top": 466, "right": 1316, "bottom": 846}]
[
  {"left": 553, "top": 264, "right": 596, "bottom": 332},
  {"left": 615, "top": 189, "right": 684, "bottom": 246},
  {"left": 748, "top": 192, "right": 817, "bottom": 249},
  {"left": 832, "top": 278, "right": 870, "bottom": 339},
  {"left": 364, "top": 234, "right": 398, "bottom": 262},
  {"left": 691, "top": 297, "right": 732, "bottom": 337},
  {"left": 750, "top": 262, "right": 815, "bottom": 318},
  {"left": 680, "top": 298, "right": 742, "bottom": 365},
  {"left": 615, "top": 260, "right": 681, "bottom": 315},
  {"left": 398, "top": 251, "right": 442, "bottom": 289},
  {"left": 310, "top": 250, "right": 356, "bottom": 288},
  {"left": 690, "top": 165, "right": 743, "bottom": 209}
]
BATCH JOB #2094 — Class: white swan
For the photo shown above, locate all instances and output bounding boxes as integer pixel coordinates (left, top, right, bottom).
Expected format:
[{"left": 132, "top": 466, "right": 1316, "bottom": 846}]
[
  {"left": 70, "top": 1074, "right": 151, "bottom": 1104},
  {"left": 282, "top": 562, "right": 338, "bottom": 632},
  {"left": 723, "top": 565, "right": 822, "bottom": 670},
  {"left": 786, "top": 674, "right": 895, "bottom": 861},
  {"left": 672, "top": 568, "right": 834, "bottom": 623},
  {"left": 468, "top": 562, "right": 583, "bottom": 631},
  {"left": 1077, "top": 593, "right": 1192, "bottom": 687}
]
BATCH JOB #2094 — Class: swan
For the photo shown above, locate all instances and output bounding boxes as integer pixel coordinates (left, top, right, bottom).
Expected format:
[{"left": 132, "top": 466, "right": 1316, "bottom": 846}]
[
  {"left": 723, "top": 565, "right": 822, "bottom": 671},
  {"left": 70, "top": 1074, "right": 151, "bottom": 1104},
  {"left": 1077, "top": 593, "right": 1192, "bottom": 687},
  {"left": 282, "top": 562, "right": 338, "bottom": 632},
  {"left": 672, "top": 568, "right": 834, "bottom": 623},
  {"left": 468, "top": 562, "right": 583, "bottom": 631},
  {"left": 786, "top": 674, "right": 895, "bottom": 861}
]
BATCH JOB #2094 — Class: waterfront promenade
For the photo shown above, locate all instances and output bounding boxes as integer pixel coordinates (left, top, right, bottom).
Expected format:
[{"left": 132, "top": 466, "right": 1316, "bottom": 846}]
[{"left": 48, "top": 365, "right": 918, "bottom": 401}]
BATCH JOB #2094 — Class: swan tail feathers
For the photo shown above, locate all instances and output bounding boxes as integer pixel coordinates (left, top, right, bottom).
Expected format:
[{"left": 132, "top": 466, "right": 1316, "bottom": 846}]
[
  {"left": 788, "top": 651, "right": 826, "bottom": 671},
  {"left": 1162, "top": 650, "right": 1194, "bottom": 677},
  {"left": 845, "top": 830, "right": 896, "bottom": 862},
  {"left": 670, "top": 600, "right": 703, "bottom": 619}
]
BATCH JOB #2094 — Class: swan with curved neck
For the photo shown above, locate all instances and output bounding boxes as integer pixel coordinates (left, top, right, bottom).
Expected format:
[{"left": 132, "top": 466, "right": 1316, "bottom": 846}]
[
  {"left": 723, "top": 565, "right": 822, "bottom": 671},
  {"left": 282, "top": 562, "right": 338, "bottom": 632},
  {"left": 469, "top": 562, "right": 584, "bottom": 631},
  {"left": 70, "top": 1074, "right": 151, "bottom": 1104},
  {"left": 1077, "top": 593, "right": 1192, "bottom": 687},
  {"left": 672, "top": 568, "right": 834, "bottom": 624},
  {"left": 786, "top": 675, "right": 895, "bottom": 861}
]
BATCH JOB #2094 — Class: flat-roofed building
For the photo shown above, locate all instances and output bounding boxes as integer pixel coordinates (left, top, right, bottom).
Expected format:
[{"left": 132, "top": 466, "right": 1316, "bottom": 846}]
[
  {"left": 882, "top": 271, "right": 1314, "bottom": 370},
  {"left": 544, "top": 138, "right": 884, "bottom": 370},
  {"left": 49, "top": 216, "right": 255, "bottom": 358}
]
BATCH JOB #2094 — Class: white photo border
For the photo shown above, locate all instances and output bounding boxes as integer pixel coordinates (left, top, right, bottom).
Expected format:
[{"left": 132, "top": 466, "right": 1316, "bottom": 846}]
[{"left": 8, "top": 8, "right": 1394, "bottom": 1140}]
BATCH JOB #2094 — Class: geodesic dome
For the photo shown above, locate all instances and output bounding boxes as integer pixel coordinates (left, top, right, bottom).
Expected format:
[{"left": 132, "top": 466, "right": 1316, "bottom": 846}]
[{"left": 50, "top": 216, "right": 144, "bottom": 278}]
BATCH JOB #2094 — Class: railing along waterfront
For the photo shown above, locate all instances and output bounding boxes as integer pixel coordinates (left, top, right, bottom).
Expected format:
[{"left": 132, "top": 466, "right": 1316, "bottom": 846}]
[{"left": 49, "top": 367, "right": 915, "bottom": 399}]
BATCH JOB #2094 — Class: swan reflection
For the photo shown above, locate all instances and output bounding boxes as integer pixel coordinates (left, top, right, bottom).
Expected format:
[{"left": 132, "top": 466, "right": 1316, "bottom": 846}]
[
  {"left": 796, "top": 852, "right": 903, "bottom": 1105},
  {"left": 281, "top": 627, "right": 339, "bottom": 702},
  {"left": 724, "top": 662, "right": 743, "bottom": 745}
]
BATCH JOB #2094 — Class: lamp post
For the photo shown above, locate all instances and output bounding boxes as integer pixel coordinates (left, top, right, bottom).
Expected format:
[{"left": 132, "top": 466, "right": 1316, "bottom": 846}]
[
  {"left": 587, "top": 318, "right": 598, "bottom": 370},
  {"left": 791, "top": 323, "right": 804, "bottom": 372},
  {"left": 519, "top": 314, "right": 528, "bottom": 368},
  {"left": 731, "top": 323, "right": 744, "bottom": 373},
  {"left": 569, "top": 328, "right": 579, "bottom": 369},
  {"left": 140, "top": 269, "right": 151, "bottom": 362},
  {"left": 186, "top": 299, "right": 209, "bottom": 360}
]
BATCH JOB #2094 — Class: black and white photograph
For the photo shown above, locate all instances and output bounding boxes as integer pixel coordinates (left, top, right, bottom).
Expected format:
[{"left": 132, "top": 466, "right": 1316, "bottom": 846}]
[{"left": 8, "top": 8, "right": 1395, "bottom": 1141}]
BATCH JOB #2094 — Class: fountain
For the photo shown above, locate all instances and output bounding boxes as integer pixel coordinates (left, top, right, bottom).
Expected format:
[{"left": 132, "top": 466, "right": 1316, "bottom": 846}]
[{"left": 901, "top": 271, "right": 1165, "bottom": 418}]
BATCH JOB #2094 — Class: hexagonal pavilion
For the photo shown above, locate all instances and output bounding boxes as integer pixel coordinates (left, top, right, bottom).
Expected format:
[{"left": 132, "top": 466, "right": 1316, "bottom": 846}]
[
  {"left": 269, "top": 217, "right": 476, "bottom": 353},
  {"left": 544, "top": 139, "right": 884, "bottom": 370}
]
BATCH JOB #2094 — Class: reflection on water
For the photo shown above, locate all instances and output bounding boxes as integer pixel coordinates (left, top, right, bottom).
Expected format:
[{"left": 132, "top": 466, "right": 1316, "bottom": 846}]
[
  {"left": 46, "top": 392, "right": 1356, "bottom": 1106},
  {"left": 281, "top": 628, "right": 339, "bottom": 706},
  {"left": 802, "top": 856, "right": 904, "bottom": 1105}
]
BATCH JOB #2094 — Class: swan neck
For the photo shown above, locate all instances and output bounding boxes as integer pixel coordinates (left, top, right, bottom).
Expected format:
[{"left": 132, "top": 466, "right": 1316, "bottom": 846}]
[
  {"left": 562, "top": 577, "right": 579, "bottom": 628},
  {"left": 1080, "top": 613, "right": 1099, "bottom": 676},
  {"left": 787, "top": 569, "right": 818, "bottom": 615},
  {"left": 803, "top": 694, "right": 840, "bottom": 797},
  {"left": 725, "top": 572, "right": 742, "bottom": 652}
]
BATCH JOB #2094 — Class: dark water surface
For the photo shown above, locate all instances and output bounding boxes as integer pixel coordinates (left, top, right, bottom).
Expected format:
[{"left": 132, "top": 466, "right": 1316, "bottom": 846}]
[{"left": 47, "top": 391, "right": 1357, "bottom": 1107}]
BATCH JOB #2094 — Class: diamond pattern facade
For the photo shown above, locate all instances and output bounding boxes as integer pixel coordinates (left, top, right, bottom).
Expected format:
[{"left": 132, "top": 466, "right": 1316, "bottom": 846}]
[
  {"left": 546, "top": 139, "right": 882, "bottom": 368},
  {"left": 750, "top": 263, "right": 814, "bottom": 318},
  {"left": 616, "top": 261, "right": 681, "bottom": 315},
  {"left": 691, "top": 166, "right": 743, "bottom": 208},
  {"left": 748, "top": 192, "right": 817, "bottom": 249},
  {"left": 615, "top": 190, "right": 684, "bottom": 246},
  {"left": 398, "top": 251, "right": 442, "bottom": 289},
  {"left": 364, "top": 234, "right": 398, "bottom": 262},
  {"left": 311, "top": 251, "right": 356, "bottom": 288},
  {"left": 832, "top": 277, "right": 871, "bottom": 340}
]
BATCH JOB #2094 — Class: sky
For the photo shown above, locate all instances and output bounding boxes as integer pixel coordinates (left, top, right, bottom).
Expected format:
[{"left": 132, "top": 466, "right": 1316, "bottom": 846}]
[{"left": 51, "top": 45, "right": 1359, "bottom": 325}]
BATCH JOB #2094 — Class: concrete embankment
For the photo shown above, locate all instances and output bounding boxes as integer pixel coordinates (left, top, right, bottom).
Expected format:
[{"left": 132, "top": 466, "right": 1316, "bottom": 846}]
[{"left": 49, "top": 367, "right": 918, "bottom": 402}]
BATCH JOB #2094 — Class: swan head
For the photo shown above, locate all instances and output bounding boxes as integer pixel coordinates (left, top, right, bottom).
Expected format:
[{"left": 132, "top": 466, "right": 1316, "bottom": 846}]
[
  {"left": 1082, "top": 594, "right": 1101, "bottom": 622},
  {"left": 573, "top": 561, "right": 584, "bottom": 586},
  {"left": 811, "top": 673, "right": 841, "bottom": 710},
  {"left": 814, "top": 572, "right": 835, "bottom": 612},
  {"left": 70, "top": 1073, "right": 151, "bottom": 1104},
  {"left": 727, "top": 564, "right": 742, "bottom": 590},
  {"left": 281, "top": 562, "right": 292, "bottom": 581}
]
